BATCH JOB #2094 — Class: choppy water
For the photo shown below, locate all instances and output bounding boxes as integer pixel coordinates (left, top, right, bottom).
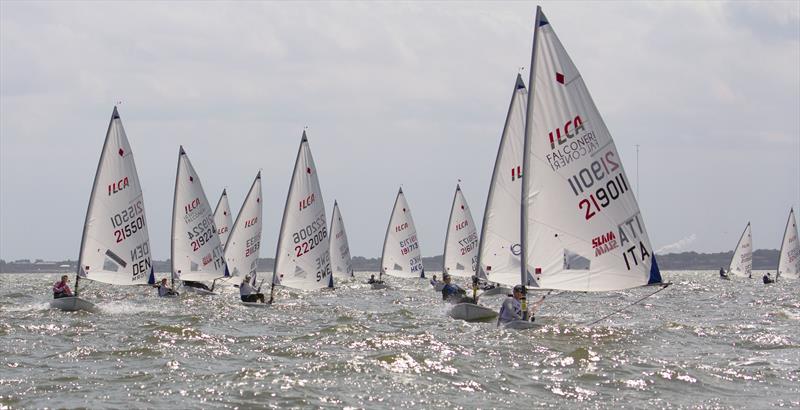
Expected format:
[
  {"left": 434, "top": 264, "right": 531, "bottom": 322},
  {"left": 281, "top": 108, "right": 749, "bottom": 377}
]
[{"left": 1, "top": 271, "right": 798, "bottom": 409}]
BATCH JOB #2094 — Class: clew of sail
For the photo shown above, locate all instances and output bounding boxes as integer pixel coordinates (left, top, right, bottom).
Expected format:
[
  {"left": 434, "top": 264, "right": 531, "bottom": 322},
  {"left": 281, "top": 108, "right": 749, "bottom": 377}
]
[
  {"left": 213, "top": 189, "right": 234, "bottom": 249},
  {"left": 224, "top": 172, "right": 262, "bottom": 280},
  {"left": 777, "top": 208, "right": 799, "bottom": 280},
  {"left": 78, "top": 106, "right": 155, "bottom": 286},
  {"left": 476, "top": 74, "right": 527, "bottom": 287},
  {"left": 443, "top": 184, "right": 478, "bottom": 278},
  {"left": 728, "top": 222, "right": 753, "bottom": 278},
  {"left": 330, "top": 201, "right": 354, "bottom": 280},
  {"left": 380, "top": 188, "right": 425, "bottom": 278},
  {"left": 272, "top": 132, "right": 331, "bottom": 290},
  {"left": 521, "top": 7, "right": 662, "bottom": 291},
  {"left": 171, "top": 146, "right": 228, "bottom": 282}
]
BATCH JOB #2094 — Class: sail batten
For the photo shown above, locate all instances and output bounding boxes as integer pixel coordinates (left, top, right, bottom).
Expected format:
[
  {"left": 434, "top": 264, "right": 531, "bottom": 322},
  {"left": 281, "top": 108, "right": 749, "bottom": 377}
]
[
  {"left": 443, "top": 185, "right": 478, "bottom": 277},
  {"left": 521, "top": 7, "right": 661, "bottom": 291},
  {"left": 272, "top": 132, "right": 331, "bottom": 290},
  {"left": 77, "top": 106, "right": 154, "bottom": 286},
  {"left": 171, "top": 147, "right": 227, "bottom": 282},
  {"left": 380, "top": 188, "right": 425, "bottom": 278}
]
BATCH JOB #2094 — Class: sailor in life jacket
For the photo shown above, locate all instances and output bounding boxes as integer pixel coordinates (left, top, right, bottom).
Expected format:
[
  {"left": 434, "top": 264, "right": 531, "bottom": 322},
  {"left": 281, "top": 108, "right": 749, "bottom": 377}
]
[
  {"left": 156, "top": 278, "right": 178, "bottom": 297},
  {"left": 497, "top": 285, "right": 528, "bottom": 324},
  {"left": 52, "top": 275, "right": 73, "bottom": 299},
  {"left": 240, "top": 275, "right": 266, "bottom": 303}
]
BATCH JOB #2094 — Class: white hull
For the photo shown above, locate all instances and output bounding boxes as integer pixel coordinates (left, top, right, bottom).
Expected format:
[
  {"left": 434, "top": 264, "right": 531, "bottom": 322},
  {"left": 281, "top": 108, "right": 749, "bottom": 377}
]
[
  {"left": 503, "top": 320, "right": 542, "bottom": 330},
  {"left": 241, "top": 301, "right": 270, "bottom": 308},
  {"left": 448, "top": 303, "right": 497, "bottom": 322},
  {"left": 50, "top": 296, "right": 97, "bottom": 312},
  {"left": 370, "top": 282, "right": 388, "bottom": 290},
  {"left": 480, "top": 286, "right": 511, "bottom": 297}
]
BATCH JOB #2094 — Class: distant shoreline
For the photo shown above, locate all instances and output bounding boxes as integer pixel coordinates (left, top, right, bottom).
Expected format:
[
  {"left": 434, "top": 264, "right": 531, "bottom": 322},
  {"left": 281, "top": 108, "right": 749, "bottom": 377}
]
[{"left": 0, "top": 249, "right": 781, "bottom": 273}]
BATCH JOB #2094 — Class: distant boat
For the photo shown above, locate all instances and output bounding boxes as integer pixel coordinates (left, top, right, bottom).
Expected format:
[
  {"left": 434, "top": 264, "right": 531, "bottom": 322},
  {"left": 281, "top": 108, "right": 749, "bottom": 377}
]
[
  {"left": 270, "top": 131, "right": 331, "bottom": 301},
  {"left": 329, "top": 201, "right": 354, "bottom": 281},
  {"left": 213, "top": 189, "right": 233, "bottom": 249},
  {"left": 514, "top": 7, "right": 666, "bottom": 326},
  {"left": 728, "top": 223, "right": 753, "bottom": 278},
  {"left": 378, "top": 187, "right": 425, "bottom": 287},
  {"left": 777, "top": 208, "right": 799, "bottom": 280},
  {"left": 51, "top": 107, "right": 155, "bottom": 312},
  {"left": 170, "top": 146, "right": 229, "bottom": 294},
  {"left": 224, "top": 172, "right": 265, "bottom": 306},
  {"left": 476, "top": 74, "right": 527, "bottom": 294}
]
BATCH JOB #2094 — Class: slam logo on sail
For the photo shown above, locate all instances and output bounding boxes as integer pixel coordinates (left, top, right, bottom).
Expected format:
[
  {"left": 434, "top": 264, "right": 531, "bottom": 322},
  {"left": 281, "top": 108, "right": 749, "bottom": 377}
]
[{"left": 591, "top": 231, "right": 618, "bottom": 257}]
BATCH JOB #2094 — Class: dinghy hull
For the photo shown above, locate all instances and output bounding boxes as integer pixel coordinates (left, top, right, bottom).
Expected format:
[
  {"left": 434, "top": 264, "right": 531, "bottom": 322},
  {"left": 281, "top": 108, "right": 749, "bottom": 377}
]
[
  {"left": 50, "top": 297, "right": 97, "bottom": 312},
  {"left": 240, "top": 302, "right": 270, "bottom": 308},
  {"left": 449, "top": 303, "right": 498, "bottom": 322},
  {"left": 370, "top": 283, "right": 388, "bottom": 290},
  {"left": 503, "top": 320, "right": 542, "bottom": 330},
  {"left": 182, "top": 287, "right": 218, "bottom": 296}
]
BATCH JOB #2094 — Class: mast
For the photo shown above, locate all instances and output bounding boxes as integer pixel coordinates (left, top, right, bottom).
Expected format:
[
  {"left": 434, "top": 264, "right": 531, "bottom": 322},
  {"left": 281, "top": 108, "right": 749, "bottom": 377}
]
[
  {"left": 475, "top": 74, "right": 526, "bottom": 281},
  {"left": 170, "top": 146, "right": 184, "bottom": 289},
  {"left": 75, "top": 106, "right": 120, "bottom": 296},
  {"left": 520, "top": 6, "right": 544, "bottom": 291}
]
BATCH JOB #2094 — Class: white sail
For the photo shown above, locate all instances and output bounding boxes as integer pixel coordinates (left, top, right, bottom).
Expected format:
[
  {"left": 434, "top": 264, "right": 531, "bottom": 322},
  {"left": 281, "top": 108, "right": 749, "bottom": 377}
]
[
  {"left": 728, "top": 222, "right": 753, "bottom": 278},
  {"left": 521, "top": 7, "right": 663, "bottom": 291},
  {"left": 442, "top": 184, "right": 478, "bottom": 278},
  {"left": 778, "top": 208, "right": 799, "bottom": 280},
  {"left": 272, "top": 132, "right": 331, "bottom": 290},
  {"left": 330, "top": 201, "right": 354, "bottom": 279},
  {"left": 476, "top": 74, "right": 527, "bottom": 287},
  {"left": 380, "top": 188, "right": 425, "bottom": 278},
  {"left": 77, "top": 106, "right": 155, "bottom": 286},
  {"left": 213, "top": 189, "right": 233, "bottom": 248},
  {"left": 171, "top": 146, "right": 228, "bottom": 282},
  {"left": 224, "top": 172, "right": 262, "bottom": 280}
]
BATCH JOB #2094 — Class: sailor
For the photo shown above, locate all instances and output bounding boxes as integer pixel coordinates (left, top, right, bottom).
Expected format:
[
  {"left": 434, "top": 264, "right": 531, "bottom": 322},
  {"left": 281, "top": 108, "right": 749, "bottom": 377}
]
[
  {"left": 157, "top": 278, "right": 178, "bottom": 297},
  {"left": 440, "top": 273, "right": 467, "bottom": 303},
  {"left": 182, "top": 280, "right": 211, "bottom": 291},
  {"left": 497, "top": 285, "right": 527, "bottom": 325},
  {"left": 763, "top": 273, "right": 775, "bottom": 284},
  {"left": 240, "top": 275, "right": 266, "bottom": 303},
  {"left": 367, "top": 274, "right": 377, "bottom": 284},
  {"left": 430, "top": 274, "right": 438, "bottom": 287},
  {"left": 52, "top": 275, "right": 73, "bottom": 299},
  {"left": 719, "top": 267, "right": 728, "bottom": 279}
]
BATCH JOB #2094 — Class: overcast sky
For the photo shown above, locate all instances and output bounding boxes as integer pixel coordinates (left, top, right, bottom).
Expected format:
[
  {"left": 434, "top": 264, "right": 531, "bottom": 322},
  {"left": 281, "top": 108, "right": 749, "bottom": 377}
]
[{"left": 1, "top": 1, "right": 798, "bottom": 262}]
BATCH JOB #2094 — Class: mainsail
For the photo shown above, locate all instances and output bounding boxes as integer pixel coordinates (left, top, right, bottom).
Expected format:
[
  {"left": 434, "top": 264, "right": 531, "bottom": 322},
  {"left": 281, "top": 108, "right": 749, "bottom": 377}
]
[
  {"left": 330, "top": 201, "right": 354, "bottom": 279},
  {"left": 777, "top": 208, "right": 799, "bottom": 280},
  {"left": 380, "top": 188, "right": 425, "bottom": 278},
  {"left": 521, "top": 7, "right": 663, "bottom": 291},
  {"left": 442, "top": 184, "right": 478, "bottom": 277},
  {"left": 272, "top": 131, "right": 331, "bottom": 290},
  {"left": 224, "top": 172, "right": 262, "bottom": 280},
  {"left": 170, "top": 146, "right": 228, "bottom": 282},
  {"left": 728, "top": 222, "right": 753, "bottom": 278},
  {"left": 213, "top": 189, "right": 233, "bottom": 248},
  {"left": 77, "top": 106, "right": 155, "bottom": 286},
  {"left": 476, "top": 74, "right": 527, "bottom": 287}
]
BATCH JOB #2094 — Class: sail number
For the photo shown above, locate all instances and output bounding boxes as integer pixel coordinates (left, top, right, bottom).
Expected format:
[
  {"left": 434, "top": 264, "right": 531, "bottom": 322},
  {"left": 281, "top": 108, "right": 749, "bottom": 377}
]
[
  {"left": 459, "top": 232, "right": 478, "bottom": 255},
  {"left": 399, "top": 234, "right": 419, "bottom": 255},
  {"left": 567, "top": 151, "right": 630, "bottom": 221},
  {"left": 112, "top": 201, "right": 146, "bottom": 243},
  {"left": 110, "top": 201, "right": 144, "bottom": 228},
  {"left": 292, "top": 213, "right": 327, "bottom": 257},
  {"left": 114, "top": 216, "right": 145, "bottom": 243}
]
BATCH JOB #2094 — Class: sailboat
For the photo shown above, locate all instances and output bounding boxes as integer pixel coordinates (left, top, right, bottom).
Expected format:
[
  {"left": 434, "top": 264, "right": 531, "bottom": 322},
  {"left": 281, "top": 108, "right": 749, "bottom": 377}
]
[
  {"left": 777, "top": 208, "right": 799, "bottom": 281},
  {"left": 213, "top": 189, "right": 233, "bottom": 248},
  {"left": 475, "top": 74, "right": 528, "bottom": 297},
  {"left": 51, "top": 106, "right": 155, "bottom": 312},
  {"left": 377, "top": 188, "right": 425, "bottom": 289},
  {"left": 728, "top": 223, "right": 753, "bottom": 278},
  {"left": 224, "top": 172, "right": 266, "bottom": 306},
  {"left": 269, "top": 131, "right": 331, "bottom": 302},
  {"left": 442, "top": 184, "right": 498, "bottom": 321},
  {"left": 330, "top": 201, "right": 354, "bottom": 281},
  {"left": 170, "top": 146, "right": 229, "bottom": 295},
  {"left": 513, "top": 6, "right": 666, "bottom": 327}
]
